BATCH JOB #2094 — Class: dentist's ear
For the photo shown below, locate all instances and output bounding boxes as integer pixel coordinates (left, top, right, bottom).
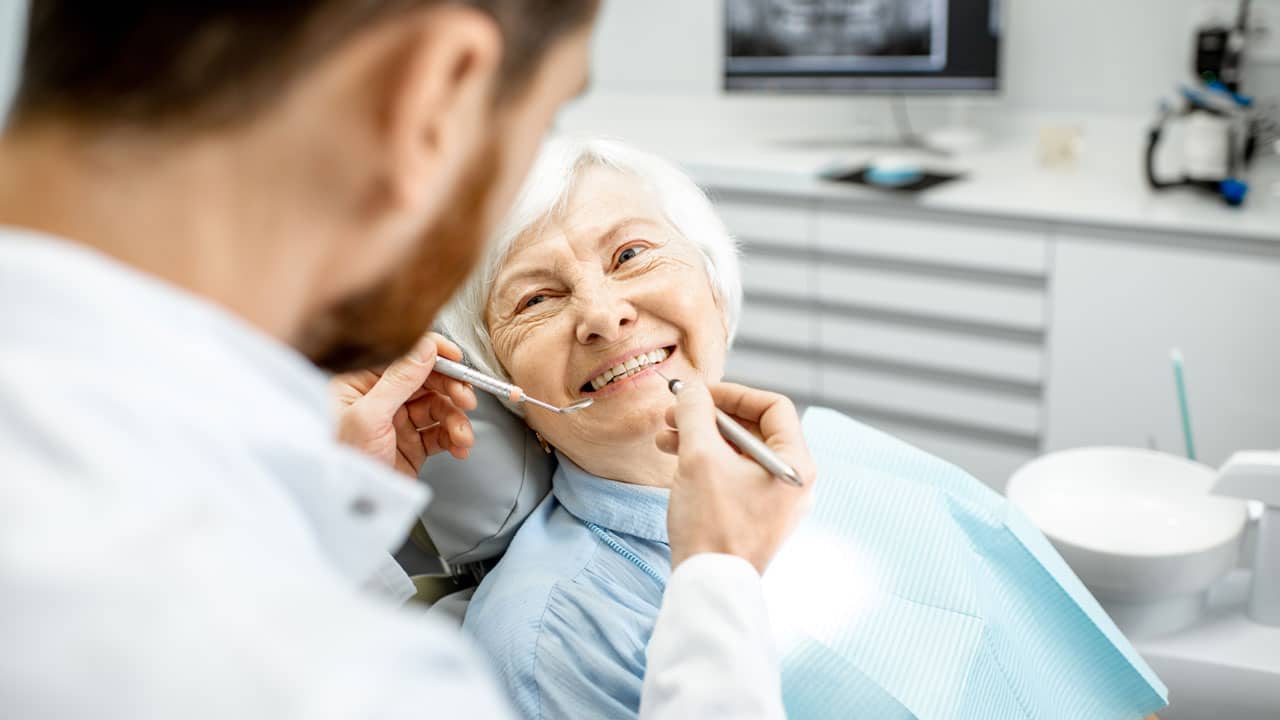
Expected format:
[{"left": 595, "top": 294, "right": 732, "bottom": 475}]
[{"left": 373, "top": 6, "right": 502, "bottom": 222}]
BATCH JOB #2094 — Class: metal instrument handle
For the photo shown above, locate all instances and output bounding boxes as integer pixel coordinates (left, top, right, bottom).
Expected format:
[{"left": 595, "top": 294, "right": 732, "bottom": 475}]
[{"left": 432, "top": 357, "right": 522, "bottom": 403}]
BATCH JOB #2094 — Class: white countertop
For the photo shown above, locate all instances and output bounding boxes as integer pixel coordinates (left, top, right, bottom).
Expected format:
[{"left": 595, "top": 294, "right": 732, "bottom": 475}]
[
  {"left": 557, "top": 95, "right": 1280, "bottom": 245},
  {"left": 1135, "top": 570, "right": 1280, "bottom": 718}
]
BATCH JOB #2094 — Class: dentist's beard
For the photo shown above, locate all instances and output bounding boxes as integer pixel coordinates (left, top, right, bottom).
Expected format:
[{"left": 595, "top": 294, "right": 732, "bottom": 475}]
[{"left": 298, "top": 141, "right": 499, "bottom": 374}]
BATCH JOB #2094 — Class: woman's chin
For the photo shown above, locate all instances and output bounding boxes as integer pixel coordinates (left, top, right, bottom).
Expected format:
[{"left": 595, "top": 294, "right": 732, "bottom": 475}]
[{"left": 572, "top": 386, "right": 672, "bottom": 439}]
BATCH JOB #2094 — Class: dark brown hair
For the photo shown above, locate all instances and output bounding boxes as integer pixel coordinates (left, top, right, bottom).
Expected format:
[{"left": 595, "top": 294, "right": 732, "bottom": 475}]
[{"left": 10, "top": 0, "right": 596, "bottom": 130}]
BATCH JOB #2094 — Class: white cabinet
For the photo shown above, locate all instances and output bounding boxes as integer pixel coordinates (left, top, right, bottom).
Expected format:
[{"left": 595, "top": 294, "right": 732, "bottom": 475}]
[
  {"left": 713, "top": 188, "right": 1279, "bottom": 489},
  {"left": 819, "top": 314, "right": 1044, "bottom": 385},
  {"left": 814, "top": 209, "right": 1050, "bottom": 275},
  {"left": 1044, "top": 237, "right": 1280, "bottom": 468},
  {"left": 719, "top": 193, "right": 1048, "bottom": 489},
  {"left": 720, "top": 195, "right": 822, "bottom": 400}
]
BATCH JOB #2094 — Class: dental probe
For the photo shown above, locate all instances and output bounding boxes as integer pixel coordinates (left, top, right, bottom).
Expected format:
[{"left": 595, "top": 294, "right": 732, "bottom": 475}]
[
  {"left": 432, "top": 356, "right": 594, "bottom": 415},
  {"left": 656, "top": 370, "right": 804, "bottom": 487}
]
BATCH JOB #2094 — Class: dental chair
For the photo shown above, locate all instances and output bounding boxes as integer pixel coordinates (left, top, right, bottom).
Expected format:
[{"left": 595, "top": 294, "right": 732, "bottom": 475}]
[
  {"left": 394, "top": 391, "right": 554, "bottom": 623},
  {"left": 396, "top": 393, "right": 1169, "bottom": 719}
]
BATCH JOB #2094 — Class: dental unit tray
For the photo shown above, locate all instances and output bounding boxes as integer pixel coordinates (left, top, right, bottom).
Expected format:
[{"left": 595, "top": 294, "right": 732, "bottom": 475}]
[{"left": 819, "top": 165, "right": 964, "bottom": 193}]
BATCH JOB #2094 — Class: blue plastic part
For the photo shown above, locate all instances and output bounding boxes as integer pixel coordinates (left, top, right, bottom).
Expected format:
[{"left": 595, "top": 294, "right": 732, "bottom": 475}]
[
  {"left": 1221, "top": 178, "right": 1249, "bottom": 206},
  {"left": 866, "top": 165, "right": 924, "bottom": 187},
  {"left": 1204, "top": 80, "right": 1254, "bottom": 107}
]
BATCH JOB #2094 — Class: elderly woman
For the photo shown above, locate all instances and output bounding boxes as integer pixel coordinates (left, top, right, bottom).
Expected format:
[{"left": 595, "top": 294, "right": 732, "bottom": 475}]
[{"left": 438, "top": 137, "right": 1166, "bottom": 720}]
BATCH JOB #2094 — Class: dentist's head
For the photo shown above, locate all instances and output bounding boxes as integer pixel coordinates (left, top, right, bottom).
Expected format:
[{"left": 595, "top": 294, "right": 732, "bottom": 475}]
[{"left": 0, "top": 0, "right": 599, "bottom": 371}]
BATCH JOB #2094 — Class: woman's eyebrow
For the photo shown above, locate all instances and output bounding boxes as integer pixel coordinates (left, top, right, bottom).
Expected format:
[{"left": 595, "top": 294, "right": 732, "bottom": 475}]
[
  {"left": 595, "top": 217, "right": 661, "bottom": 250},
  {"left": 494, "top": 265, "right": 553, "bottom": 294}
]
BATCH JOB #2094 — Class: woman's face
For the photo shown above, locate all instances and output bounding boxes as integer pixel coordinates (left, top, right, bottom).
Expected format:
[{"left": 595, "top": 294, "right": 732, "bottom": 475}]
[{"left": 486, "top": 166, "right": 728, "bottom": 471}]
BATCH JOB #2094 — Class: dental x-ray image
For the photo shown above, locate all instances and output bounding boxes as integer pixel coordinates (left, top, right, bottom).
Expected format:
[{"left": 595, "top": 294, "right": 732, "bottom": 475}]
[{"left": 727, "top": 0, "right": 947, "bottom": 72}]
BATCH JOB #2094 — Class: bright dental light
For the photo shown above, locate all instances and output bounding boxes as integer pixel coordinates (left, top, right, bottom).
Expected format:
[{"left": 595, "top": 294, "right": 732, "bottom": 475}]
[{"left": 762, "top": 526, "right": 879, "bottom": 653}]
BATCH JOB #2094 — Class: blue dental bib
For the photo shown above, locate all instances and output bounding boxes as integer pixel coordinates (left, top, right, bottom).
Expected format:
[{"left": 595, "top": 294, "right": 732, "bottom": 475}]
[{"left": 767, "top": 408, "right": 1167, "bottom": 719}]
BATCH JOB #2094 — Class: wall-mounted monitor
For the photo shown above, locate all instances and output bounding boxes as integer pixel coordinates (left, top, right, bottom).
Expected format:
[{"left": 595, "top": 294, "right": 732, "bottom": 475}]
[{"left": 726, "top": 0, "right": 1002, "bottom": 93}]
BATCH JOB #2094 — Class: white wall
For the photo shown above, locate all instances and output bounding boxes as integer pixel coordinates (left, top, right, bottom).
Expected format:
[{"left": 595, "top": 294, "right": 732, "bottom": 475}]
[
  {"left": 587, "top": 0, "right": 1278, "bottom": 115},
  {"left": 3, "top": 1, "right": 1273, "bottom": 124},
  {"left": 0, "top": 0, "right": 26, "bottom": 124}
]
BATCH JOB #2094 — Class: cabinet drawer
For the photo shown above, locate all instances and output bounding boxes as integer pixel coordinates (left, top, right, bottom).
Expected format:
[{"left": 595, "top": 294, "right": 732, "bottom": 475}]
[
  {"left": 816, "top": 210, "right": 1048, "bottom": 276},
  {"left": 819, "top": 314, "right": 1043, "bottom": 385},
  {"left": 817, "top": 265, "right": 1045, "bottom": 332},
  {"left": 742, "top": 252, "right": 812, "bottom": 300},
  {"left": 725, "top": 347, "right": 818, "bottom": 397},
  {"left": 737, "top": 301, "right": 815, "bottom": 352},
  {"left": 716, "top": 198, "right": 809, "bottom": 249},
  {"left": 819, "top": 363, "right": 1041, "bottom": 439}
]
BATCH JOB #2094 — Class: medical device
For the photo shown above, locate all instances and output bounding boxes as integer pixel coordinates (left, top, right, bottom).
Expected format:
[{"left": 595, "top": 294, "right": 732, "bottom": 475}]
[
  {"left": 1195, "top": 0, "right": 1249, "bottom": 93},
  {"left": 724, "top": 0, "right": 1000, "bottom": 94},
  {"left": 724, "top": 0, "right": 1001, "bottom": 154},
  {"left": 432, "top": 357, "right": 593, "bottom": 414},
  {"left": 1145, "top": 0, "right": 1260, "bottom": 206},
  {"left": 656, "top": 370, "right": 804, "bottom": 487},
  {"left": 1146, "top": 82, "right": 1254, "bottom": 206}
]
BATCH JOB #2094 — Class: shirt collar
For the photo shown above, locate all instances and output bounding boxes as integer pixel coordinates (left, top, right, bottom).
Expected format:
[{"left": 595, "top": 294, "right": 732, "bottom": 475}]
[
  {"left": 552, "top": 452, "right": 670, "bottom": 544},
  {"left": 0, "top": 227, "right": 429, "bottom": 589}
]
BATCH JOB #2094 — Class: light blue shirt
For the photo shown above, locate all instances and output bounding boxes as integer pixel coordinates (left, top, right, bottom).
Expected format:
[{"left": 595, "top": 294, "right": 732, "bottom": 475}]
[{"left": 464, "top": 454, "right": 670, "bottom": 719}]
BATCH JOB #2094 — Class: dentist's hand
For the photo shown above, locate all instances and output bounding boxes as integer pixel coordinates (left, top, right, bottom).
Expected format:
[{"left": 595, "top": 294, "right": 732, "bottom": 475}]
[
  {"left": 331, "top": 333, "right": 477, "bottom": 477},
  {"left": 656, "top": 381, "right": 816, "bottom": 575}
]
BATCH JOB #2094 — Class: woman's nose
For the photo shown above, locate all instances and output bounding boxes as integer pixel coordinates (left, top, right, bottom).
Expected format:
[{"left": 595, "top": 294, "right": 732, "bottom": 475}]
[{"left": 574, "top": 285, "right": 637, "bottom": 345}]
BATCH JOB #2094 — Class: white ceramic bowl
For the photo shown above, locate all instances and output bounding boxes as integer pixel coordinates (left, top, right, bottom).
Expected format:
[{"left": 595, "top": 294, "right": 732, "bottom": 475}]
[{"left": 1007, "top": 448, "right": 1249, "bottom": 636}]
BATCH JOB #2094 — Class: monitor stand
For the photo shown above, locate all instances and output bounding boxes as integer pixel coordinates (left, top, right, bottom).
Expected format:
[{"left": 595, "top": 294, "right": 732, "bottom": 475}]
[
  {"left": 836, "top": 134, "right": 952, "bottom": 158},
  {"left": 776, "top": 96, "right": 979, "bottom": 158}
]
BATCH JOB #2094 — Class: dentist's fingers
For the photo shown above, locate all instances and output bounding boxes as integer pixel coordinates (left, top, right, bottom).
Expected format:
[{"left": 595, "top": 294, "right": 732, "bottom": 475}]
[
  {"left": 656, "top": 422, "right": 764, "bottom": 458},
  {"left": 655, "top": 428, "right": 680, "bottom": 455},
  {"left": 360, "top": 332, "right": 475, "bottom": 416},
  {"left": 360, "top": 335, "right": 442, "bottom": 421},
  {"left": 418, "top": 424, "right": 471, "bottom": 460},
  {"left": 407, "top": 393, "right": 473, "bottom": 457},
  {"left": 711, "top": 381, "right": 798, "bottom": 448},
  {"left": 667, "top": 379, "right": 724, "bottom": 452},
  {"left": 709, "top": 383, "right": 807, "bottom": 461},
  {"left": 662, "top": 379, "right": 816, "bottom": 574},
  {"left": 393, "top": 406, "right": 428, "bottom": 471},
  {"left": 407, "top": 335, "right": 474, "bottom": 411},
  {"left": 663, "top": 403, "right": 764, "bottom": 445},
  {"left": 407, "top": 373, "right": 477, "bottom": 412},
  {"left": 432, "top": 334, "right": 464, "bottom": 361},
  {"left": 418, "top": 338, "right": 476, "bottom": 411},
  {"left": 665, "top": 383, "right": 810, "bottom": 472}
]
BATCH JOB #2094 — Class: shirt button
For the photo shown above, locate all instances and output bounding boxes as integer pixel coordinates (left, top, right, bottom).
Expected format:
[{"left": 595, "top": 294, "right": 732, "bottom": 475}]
[{"left": 349, "top": 496, "right": 377, "bottom": 517}]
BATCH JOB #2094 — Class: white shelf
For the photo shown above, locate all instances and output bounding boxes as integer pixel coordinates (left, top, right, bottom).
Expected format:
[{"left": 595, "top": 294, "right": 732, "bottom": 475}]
[{"left": 557, "top": 97, "right": 1280, "bottom": 248}]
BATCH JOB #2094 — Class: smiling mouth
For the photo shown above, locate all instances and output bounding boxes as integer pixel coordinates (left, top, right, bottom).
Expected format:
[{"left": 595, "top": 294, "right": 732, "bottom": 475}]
[{"left": 580, "top": 346, "right": 676, "bottom": 394}]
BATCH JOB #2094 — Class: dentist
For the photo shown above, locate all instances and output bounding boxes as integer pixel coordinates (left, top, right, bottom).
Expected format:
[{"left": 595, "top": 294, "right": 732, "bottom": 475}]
[{"left": 0, "top": 2, "right": 813, "bottom": 719}]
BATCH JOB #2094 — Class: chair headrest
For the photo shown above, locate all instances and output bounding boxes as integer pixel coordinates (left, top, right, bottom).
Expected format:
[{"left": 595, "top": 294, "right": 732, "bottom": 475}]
[{"left": 416, "top": 391, "right": 555, "bottom": 564}]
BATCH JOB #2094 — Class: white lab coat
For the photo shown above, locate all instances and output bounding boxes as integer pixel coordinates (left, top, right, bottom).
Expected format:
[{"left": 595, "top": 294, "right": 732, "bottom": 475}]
[{"left": 0, "top": 228, "right": 784, "bottom": 720}]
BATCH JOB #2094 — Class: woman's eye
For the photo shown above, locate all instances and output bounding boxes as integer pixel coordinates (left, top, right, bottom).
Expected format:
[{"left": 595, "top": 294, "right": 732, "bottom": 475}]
[
  {"left": 522, "top": 294, "right": 547, "bottom": 310},
  {"left": 617, "top": 245, "right": 648, "bottom": 266}
]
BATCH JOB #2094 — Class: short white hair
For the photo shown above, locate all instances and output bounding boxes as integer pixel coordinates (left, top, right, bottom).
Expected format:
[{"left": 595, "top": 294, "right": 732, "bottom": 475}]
[{"left": 437, "top": 135, "right": 742, "bottom": 412}]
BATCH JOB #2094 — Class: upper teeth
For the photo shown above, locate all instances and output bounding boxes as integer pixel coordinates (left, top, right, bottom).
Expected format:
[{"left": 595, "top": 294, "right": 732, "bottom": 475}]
[{"left": 589, "top": 348, "right": 670, "bottom": 390}]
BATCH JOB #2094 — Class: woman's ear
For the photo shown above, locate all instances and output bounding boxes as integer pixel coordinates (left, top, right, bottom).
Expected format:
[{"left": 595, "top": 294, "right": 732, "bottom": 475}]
[{"left": 709, "top": 279, "right": 732, "bottom": 344}]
